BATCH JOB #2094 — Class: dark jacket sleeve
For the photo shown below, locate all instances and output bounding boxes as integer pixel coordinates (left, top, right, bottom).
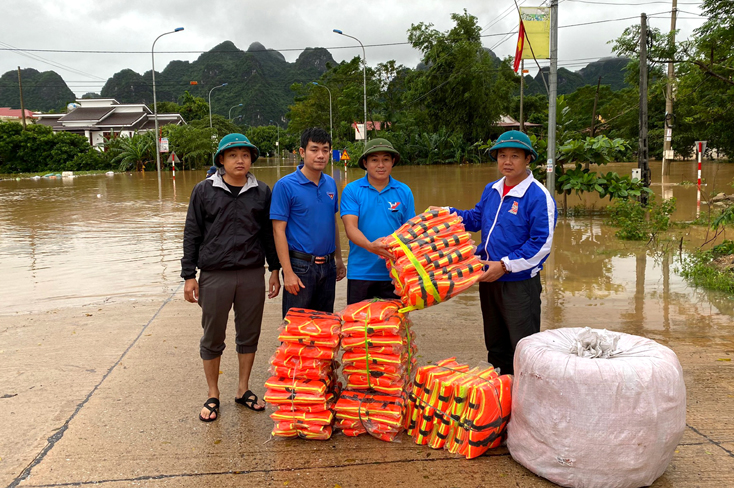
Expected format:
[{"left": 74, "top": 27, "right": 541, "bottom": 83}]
[
  {"left": 181, "top": 184, "right": 205, "bottom": 280},
  {"left": 261, "top": 185, "right": 281, "bottom": 271}
]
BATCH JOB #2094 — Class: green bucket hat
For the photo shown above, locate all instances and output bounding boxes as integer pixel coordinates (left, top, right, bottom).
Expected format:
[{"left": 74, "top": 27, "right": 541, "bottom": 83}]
[
  {"left": 357, "top": 138, "right": 401, "bottom": 170},
  {"left": 213, "top": 133, "right": 260, "bottom": 167},
  {"left": 488, "top": 130, "right": 538, "bottom": 163}
]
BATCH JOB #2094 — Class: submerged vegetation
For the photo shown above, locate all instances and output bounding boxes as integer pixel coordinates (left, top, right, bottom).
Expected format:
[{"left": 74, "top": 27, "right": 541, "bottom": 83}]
[
  {"left": 606, "top": 196, "right": 677, "bottom": 241},
  {"left": 679, "top": 240, "right": 734, "bottom": 294}
]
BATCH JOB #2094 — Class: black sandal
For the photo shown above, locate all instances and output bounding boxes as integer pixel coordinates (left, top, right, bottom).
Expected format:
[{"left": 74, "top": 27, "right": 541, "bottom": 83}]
[
  {"left": 235, "top": 390, "right": 265, "bottom": 412},
  {"left": 199, "top": 397, "right": 220, "bottom": 422}
]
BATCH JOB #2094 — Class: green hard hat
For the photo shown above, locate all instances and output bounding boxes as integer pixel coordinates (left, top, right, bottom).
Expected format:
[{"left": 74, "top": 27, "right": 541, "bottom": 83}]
[
  {"left": 213, "top": 133, "right": 260, "bottom": 166},
  {"left": 488, "top": 130, "right": 538, "bottom": 163},
  {"left": 357, "top": 138, "right": 401, "bottom": 170}
]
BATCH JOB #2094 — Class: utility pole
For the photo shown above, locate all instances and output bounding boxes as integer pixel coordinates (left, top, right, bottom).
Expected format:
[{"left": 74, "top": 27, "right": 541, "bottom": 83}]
[
  {"left": 520, "top": 59, "right": 525, "bottom": 133},
  {"left": 590, "top": 76, "right": 601, "bottom": 138},
  {"left": 546, "top": 0, "right": 559, "bottom": 193},
  {"left": 17, "top": 67, "right": 27, "bottom": 129},
  {"left": 586, "top": 76, "right": 602, "bottom": 171},
  {"left": 662, "top": 0, "right": 678, "bottom": 176},
  {"left": 639, "top": 13, "right": 651, "bottom": 205}
]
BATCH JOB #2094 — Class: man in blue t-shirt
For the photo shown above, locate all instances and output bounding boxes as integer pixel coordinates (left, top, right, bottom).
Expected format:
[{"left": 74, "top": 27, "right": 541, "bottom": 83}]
[
  {"left": 271, "top": 127, "right": 346, "bottom": 316},
  {"left": 340, "top": 138, "right": 416, "bottom": 304}
]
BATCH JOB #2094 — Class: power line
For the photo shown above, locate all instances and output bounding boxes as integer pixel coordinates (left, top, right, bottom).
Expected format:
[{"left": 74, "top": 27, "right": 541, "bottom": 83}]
[
  {"left": 567, "top": 0, "right": 701, "bottom": 4},
  {"left": 481, "top": 0, "right": 527, "bottom": 34},
  {"left": 0, "top": 11, "right": 693, "bottom": 58},
  {"left": 0, "top": 40, "right": 105, "bottom": 80}
]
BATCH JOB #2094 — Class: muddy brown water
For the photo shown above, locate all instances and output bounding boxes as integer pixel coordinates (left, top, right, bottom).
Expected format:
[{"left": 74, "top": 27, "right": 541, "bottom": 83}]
[{"left": 1, "top": 158, "right": 734, "bottom": 331}]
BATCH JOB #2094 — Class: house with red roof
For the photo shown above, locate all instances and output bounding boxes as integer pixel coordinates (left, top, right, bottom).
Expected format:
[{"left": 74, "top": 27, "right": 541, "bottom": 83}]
[{"left": 0, "top": 108, "right": 36, "bottom": 122}]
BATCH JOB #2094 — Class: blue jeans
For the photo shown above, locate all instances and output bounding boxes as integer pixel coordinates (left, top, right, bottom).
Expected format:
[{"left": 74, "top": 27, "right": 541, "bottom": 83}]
[{"left": 282, "top": 257, "right": 337, "bottom": 317}]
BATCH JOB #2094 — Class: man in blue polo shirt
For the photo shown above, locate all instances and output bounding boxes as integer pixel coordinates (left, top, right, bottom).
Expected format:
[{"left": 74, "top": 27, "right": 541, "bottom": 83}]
[
  {"left": 341, "top": 138, "right": 416, "bottom": 304},
  {"left": 271, "top": 127, "right": 346, "bottom": 316}
]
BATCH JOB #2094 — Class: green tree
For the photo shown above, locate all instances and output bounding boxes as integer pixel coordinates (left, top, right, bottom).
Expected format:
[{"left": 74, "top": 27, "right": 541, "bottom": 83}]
[
  {"left": 0, "top": 122, "right": 94, "bottom": 173},
  {"left": 150, "top": 101, "right": 181, "bottom": 114},
  {"left": 287, "top": 57, "right": 379, "bottom": 141},
  {"left": 404, "top": 10, "right": 516, "bottom": 141},
  {"left": 163, "top": 124, "right": 214, "bottom": 170},
  {"left": 245, "top": 125, "right": 279, "bottom": 156},
  {"left": 178, "top": 91, "right": 210, "bottom": 123}
]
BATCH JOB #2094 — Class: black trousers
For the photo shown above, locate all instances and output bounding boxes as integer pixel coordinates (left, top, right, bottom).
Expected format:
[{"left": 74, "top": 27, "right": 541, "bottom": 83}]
[
  {"left": 346, "top": 279, "right": 399, "bottom": 305},
  {"left": 479, "top": 274, "right": 542, "bottom": 375}
]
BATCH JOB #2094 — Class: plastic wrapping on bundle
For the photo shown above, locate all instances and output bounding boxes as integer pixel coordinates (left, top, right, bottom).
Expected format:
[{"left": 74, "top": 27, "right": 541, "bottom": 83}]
[
  {"left": 266, "top": 308, "right": 341, "bottom": 440},
  {"left": 335, "top": 299, "right": 417, "bottom": 442},
  {"left": 390, "top": 230, "right": 473, "bottom": 260},
  {"left": 341, "top": 300, "right": 402, "bottom": 323},
  {"left": 406, "top": 358, "right": 512, "bottom": 459},
  {"left": 264, "top": 390, "right": 337, "bottom": 409},
  {"left": 272, "top": 422, "right": 333, "bottom": 440},
  {"left": 274, "top": 342, "right": 337, "bottom": 360},
  {"left": 381, "top": 209, "right": 483, "bottom": 312},
  {"left": 270, "top": 409, "right": 334, "bottom": 426},
  {"left": 333, "top": 390, "right": 406, "bottom": 442},
  {"left": 341, "top": 315, "right": 403, "bottom": 336}
]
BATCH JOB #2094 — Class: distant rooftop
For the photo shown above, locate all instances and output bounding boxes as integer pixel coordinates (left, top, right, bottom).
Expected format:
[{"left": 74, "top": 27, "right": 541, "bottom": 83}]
[{"left": 0, "top": 108, "right": 36, "bottom": 119}]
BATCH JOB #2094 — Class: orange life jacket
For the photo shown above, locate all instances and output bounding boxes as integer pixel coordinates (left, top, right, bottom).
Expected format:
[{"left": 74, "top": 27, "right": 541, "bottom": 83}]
[
  {"left": 272, "top": 421, "right": 333, "bottom": 440},
  {"left": 340, "top": 299, "right": 403, "bottom": 323},
  {"left": 270, "top": 409, "right": 334, "bottom": 426},
  {"left": 390, "top": 230, "right": 472, "bottom": 259},
  {"left": 274, "top": 342, "right": 338, "bottom": 360},
  {"left": 341, "top": 315, "right": 404, "bottom": 336},
  {"left": 408, "top": 359, "right": 513, "bottom": 459}
]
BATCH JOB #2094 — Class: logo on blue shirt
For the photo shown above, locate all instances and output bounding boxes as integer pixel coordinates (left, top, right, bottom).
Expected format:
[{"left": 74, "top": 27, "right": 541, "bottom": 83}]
[{"left": 388, "top": 201, "right": 401, "bottom": 212}]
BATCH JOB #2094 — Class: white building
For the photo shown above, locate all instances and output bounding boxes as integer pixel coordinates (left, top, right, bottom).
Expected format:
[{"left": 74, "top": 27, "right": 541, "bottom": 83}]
[{"left": 35, "top": 98, "right": 185, "bottom": 148}]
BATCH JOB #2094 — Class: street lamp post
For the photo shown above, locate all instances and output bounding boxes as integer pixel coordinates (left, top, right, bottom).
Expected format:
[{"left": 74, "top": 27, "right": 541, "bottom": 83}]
[
  {"left": 228, "top": 103, "right": 243, "bottom": 121},
  {"left": 333, "top": 29, "right": 367, "bottom": 149},
  {"left": 208, "top": 83, "right": 228, "bottom": 129},
  {"left": 311, "top": 82, "right": 332, "bottom": 143},
  {"left": 152, "top": 27, "right": 183, "bottom": 198}
]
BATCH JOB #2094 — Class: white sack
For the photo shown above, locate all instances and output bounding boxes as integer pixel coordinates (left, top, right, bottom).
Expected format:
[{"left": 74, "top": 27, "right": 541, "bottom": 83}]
[{"left": 507, "top": 327, "right": 686, "bottom": 488}]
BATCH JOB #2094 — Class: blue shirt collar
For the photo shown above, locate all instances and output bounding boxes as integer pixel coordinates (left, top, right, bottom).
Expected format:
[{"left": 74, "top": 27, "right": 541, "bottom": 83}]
[
  {"left": 358, "top": 175, "right": 397, "bottom": 192},
  {"left": 296, "top": 163, "right": 325, "bottom": 186}
]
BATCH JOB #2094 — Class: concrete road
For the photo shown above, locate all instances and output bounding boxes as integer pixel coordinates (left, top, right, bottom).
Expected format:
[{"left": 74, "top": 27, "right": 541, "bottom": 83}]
[{"left": 2, "top": 282, "right": 733, "bottom": 488}]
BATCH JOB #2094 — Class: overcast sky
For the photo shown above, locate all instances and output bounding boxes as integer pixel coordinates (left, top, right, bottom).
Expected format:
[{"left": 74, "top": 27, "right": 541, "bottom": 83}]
[{"left": 2, "top": 0, "right": 706, "bottom": 98}]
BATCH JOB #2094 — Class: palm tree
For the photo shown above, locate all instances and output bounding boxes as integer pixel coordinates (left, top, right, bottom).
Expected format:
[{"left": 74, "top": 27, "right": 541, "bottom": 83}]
[{"left": 108, "top": 132, "right": 155, "bottom": 171}]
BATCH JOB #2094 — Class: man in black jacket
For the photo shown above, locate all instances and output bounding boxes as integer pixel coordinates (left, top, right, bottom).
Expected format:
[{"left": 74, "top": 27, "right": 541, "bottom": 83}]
[{"left": 181, "top": 133, "right": 281, "bottom": 422}]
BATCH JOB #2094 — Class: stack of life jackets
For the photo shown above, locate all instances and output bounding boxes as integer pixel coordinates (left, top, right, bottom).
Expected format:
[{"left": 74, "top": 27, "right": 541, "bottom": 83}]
[
  {"left": 381, "top": 208, "right": 483, "bottom": 312},
  {"left": 264, "top": 308, "right": 342, "bottom": 440},
  {"left": 406, "top": 358, "right": 513, "bottom": 459},
  {"left": 333, "top": 299, "right": 417, "bottom": 442}
]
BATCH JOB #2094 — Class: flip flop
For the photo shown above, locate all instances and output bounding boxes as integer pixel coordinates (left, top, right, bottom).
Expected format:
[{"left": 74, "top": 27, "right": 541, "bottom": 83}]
[
  {"left": 235, "top": 390, "right": 266, "bottom": 412},
  {"left": 199, "top": 397, "right": 220, "bottom": 422}
]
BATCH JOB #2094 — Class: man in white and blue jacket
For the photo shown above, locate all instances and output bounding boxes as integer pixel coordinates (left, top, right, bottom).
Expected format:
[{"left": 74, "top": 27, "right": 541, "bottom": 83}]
[{"left": 450, "top": 130, "right": 557, "bottom": 375}]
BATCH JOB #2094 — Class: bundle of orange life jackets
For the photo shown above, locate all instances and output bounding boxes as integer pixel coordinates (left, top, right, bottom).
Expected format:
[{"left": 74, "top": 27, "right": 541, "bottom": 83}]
[
  {"left": 406, "top": 358, "right": 513, "bottom": 459},
  {"left": 381, "top": 209, "right": 483, "bottom": 312},
  {"left": 264, "top": 308, "right": 342, "bottom": 440},
  {"left": 333, "top": 299, "right": 417, "bottom": 442}
]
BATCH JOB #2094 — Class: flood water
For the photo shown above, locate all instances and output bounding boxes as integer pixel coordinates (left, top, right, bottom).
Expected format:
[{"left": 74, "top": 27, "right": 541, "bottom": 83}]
[{"left": 2, "top": 158, "right": 734, "bottom": 337}]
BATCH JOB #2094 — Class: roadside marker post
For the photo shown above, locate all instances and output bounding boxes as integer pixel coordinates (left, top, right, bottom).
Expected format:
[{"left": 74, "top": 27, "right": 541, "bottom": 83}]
[
  {"left": 168, "top": 152, "right": 180, "bottom": 180},
  {"left": 340, "top": 149, "right": 351, "bottom": 171}
]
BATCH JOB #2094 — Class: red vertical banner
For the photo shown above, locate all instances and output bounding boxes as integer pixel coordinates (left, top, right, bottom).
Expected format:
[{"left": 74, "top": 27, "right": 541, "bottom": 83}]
[{"left": 513, "top": 21, "right": 526, "bottom": 73}]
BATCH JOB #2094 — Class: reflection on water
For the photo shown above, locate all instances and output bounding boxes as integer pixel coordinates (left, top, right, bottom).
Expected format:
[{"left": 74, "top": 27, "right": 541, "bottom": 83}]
[{"left": 1, "top": 159, "right": 734, "bottom": 329}]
